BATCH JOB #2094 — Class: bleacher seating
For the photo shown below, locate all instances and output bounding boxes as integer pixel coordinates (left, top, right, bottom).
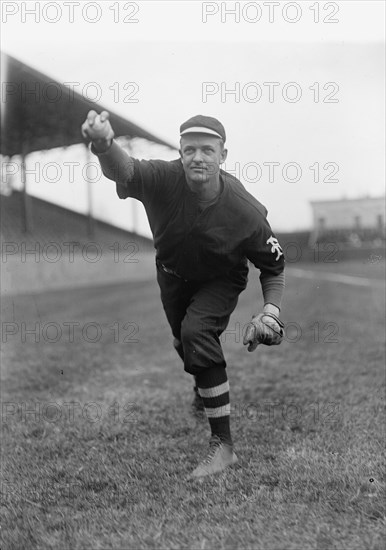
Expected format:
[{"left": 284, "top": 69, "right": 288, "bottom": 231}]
[{"left": 0, "top": 191, "right": 154, "bottom": 251}]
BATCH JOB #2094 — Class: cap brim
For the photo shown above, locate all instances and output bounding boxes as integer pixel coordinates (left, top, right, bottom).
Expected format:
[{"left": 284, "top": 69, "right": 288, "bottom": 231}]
[{"left": 180, "top": 127, "right": 223, "bottom": 139}]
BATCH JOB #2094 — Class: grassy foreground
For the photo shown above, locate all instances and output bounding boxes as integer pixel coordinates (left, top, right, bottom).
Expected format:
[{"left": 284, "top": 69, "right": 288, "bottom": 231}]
[{"left": 1, "top": 259, "right": 385, "bottom": 549}]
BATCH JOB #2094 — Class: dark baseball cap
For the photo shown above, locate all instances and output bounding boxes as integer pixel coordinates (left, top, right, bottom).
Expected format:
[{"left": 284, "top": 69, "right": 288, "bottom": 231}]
[{"left": 180, "top": 115, "right": 226, "bottom": 142}]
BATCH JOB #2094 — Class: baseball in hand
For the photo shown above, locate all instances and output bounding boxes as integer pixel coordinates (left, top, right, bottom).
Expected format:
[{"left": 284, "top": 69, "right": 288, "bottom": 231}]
[{"left": 81, "top": 110, "right": 114, "bottom": 142}]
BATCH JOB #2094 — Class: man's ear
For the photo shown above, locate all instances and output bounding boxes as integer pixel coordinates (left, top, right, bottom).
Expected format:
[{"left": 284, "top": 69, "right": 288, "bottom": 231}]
[{"left": 220, "top": 148, "right": 228, "bottom": 164}]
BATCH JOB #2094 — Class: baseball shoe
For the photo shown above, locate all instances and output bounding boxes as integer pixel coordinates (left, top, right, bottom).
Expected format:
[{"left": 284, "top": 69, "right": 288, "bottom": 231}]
[
  {"left": 189, "top": 435, "right": 238, "bottom": 479},
  {"left": 191, "top": 385, "right": 205, "bottom": 417}
]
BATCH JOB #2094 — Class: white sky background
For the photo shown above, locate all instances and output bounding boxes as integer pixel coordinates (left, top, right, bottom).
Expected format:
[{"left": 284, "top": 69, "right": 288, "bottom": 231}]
[{"left": 1, "top": 0, "right": 385, "bottom": 234}]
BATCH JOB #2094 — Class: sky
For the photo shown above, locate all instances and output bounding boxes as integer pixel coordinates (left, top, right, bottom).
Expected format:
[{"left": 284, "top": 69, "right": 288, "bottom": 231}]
[{"left": 1, "top": 0, "right": 385, "bottom": 234}]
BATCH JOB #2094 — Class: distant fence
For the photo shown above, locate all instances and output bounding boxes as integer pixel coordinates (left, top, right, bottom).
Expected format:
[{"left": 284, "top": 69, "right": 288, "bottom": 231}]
[
  {"left": 1, "top": 248, "right": 156, "bottom": 295},
  {"left": 277, "top": 230, "right": 384, "bottom": 264}
]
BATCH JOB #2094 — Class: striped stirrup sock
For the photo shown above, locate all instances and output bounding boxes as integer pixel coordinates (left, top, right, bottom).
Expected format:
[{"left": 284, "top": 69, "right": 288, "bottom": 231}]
[{"left": 196, "top": 367, "right": 232, "bottom": 445}]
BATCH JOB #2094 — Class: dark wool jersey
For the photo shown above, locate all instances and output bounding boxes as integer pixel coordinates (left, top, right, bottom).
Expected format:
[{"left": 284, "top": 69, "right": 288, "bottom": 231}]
[{"left": 115, "top": 157, "right": 285, "bottom": 284}]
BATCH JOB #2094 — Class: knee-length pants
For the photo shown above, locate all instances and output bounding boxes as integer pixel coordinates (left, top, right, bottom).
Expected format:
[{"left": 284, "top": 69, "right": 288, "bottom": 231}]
[{"left": 156, "top": 262, "right": 247, "bottom": 376}]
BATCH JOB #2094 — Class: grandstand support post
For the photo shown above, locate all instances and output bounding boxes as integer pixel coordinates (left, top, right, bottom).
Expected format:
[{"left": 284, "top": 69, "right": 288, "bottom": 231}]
[
  {"left": 132, "top": 198, "right": 138, "bottom": 236},
  {"left": 308, "top": 228, "right": 318, "bottom": 248},
  {"left": 20, "top": 152, "right": 32, "bottom": 234},
  {"left": 85, "top": 144, "right": 95, "bottom": 240}
]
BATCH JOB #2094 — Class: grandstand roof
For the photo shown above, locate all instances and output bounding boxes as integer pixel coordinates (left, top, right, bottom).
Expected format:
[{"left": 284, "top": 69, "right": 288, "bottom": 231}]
[{"left": 1, "top": 53, "right": 176, "bottom": 157}]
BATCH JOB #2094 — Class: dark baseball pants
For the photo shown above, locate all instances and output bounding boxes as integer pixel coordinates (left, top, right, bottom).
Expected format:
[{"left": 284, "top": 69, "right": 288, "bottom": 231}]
[{"left": 156, "top": 263, "right": 247, "bottom": 376}]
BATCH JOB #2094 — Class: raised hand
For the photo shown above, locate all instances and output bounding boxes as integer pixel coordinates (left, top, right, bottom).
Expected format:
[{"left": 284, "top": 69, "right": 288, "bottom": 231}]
[{"left": 81, "top": 110, "right": 115, "bottom": 151}]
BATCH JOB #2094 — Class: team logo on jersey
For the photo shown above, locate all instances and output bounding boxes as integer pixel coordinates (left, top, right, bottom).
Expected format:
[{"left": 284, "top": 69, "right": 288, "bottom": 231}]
[{"left": 266, "top": 236, "right": 283, "bottom": 261}]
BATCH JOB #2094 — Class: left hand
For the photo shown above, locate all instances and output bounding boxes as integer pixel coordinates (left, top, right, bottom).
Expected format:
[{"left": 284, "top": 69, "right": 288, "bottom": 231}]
[{"left": 243, "top": 312, "right": 285, "bottom": 352}]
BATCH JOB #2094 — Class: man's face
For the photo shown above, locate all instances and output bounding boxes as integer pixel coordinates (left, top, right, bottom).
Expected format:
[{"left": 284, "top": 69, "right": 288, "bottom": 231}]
[{"left": 179, "top": 134, "right": 227, "bottom": 190}]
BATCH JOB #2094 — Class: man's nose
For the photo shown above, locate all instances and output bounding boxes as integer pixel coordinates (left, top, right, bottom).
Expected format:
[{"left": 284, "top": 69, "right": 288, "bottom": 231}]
[{"left": 192, "top": 149, "right": 203, "bottom": 163}]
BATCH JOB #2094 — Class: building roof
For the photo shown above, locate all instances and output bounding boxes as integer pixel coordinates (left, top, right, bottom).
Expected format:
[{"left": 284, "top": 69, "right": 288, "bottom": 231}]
[{"left": 310, "top": 196, "right": 385, "bottom": 206}]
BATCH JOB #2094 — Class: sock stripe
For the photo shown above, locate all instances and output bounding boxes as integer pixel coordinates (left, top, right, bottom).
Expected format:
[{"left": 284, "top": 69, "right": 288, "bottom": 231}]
[
  {"left": 205, "top": 404, "right": 231, "bottom": 418},
  {"left": 198, "top": 381, "right": 229, "bottom": 398},
  {"left": 202, "top": 392, "right": 230, "bottom": 409}
]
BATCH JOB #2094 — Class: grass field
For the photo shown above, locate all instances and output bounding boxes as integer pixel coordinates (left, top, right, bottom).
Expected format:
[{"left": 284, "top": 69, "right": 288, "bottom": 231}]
[{"left": 1, "top": 258, "right": 385, "bottom": 549}]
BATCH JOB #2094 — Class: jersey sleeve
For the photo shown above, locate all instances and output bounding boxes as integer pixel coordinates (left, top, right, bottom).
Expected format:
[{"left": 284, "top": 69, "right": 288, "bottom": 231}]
[
  {"left": 260, "top": 270, "right": 285, "bottom": 310},
  {"left": 92, "top": 141, "right": 175, "bottom": 204},
  {"left": 117, "top": 157, "right": 174, "bottom": 203},
  {"left": 244, "top": 216, "right": 285, "bottom": 276}
]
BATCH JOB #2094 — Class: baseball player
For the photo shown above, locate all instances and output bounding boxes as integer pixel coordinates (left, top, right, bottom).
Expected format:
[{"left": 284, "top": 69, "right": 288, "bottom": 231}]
[{"left": 81, "top": 111, "right": 285, "bottom": 478}]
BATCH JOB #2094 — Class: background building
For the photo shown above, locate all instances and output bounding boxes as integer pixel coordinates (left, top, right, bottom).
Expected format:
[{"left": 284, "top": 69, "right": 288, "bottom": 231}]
[{"left": 310, "top": 196, "right": 385, "bottom": 247}]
